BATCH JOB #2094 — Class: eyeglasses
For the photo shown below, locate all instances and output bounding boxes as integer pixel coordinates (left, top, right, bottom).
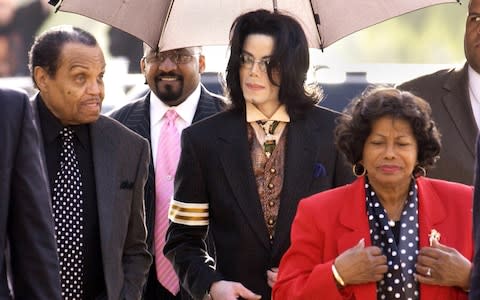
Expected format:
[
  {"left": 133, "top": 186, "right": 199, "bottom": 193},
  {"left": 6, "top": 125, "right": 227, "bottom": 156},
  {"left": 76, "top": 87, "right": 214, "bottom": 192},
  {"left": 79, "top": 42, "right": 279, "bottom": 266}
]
[
  {"left": 144, "top": 51, "right": 199, "bottom": 65},
  {"left": 240, "top": 53, "right": 271, "bottom": 73}
]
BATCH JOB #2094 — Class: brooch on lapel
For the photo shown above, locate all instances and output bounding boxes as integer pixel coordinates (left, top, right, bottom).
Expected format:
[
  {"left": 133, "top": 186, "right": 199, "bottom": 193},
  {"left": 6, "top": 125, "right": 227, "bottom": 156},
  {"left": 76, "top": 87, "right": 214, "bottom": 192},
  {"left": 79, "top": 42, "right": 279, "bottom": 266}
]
[
  {"left": 429, "top": 229, "right": 441, "bottom": 246},
  {"left": 313, "top": 163, "right": 327, "bottom": 178}
]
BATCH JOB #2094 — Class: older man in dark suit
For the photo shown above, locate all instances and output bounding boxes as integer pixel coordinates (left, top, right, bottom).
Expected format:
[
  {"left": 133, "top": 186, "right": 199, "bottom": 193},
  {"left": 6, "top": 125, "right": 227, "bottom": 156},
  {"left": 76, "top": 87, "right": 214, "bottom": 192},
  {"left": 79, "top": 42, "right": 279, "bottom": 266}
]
[
  {"left": 110, "top": 43, "right": 225, "bottom": 300},
  {"left": 398, "top": 0, "right": 480, "bottom": 186},
  {"left": 29, "top": 26, "right": 151, "bottom": 300},
  {"left": 0, "top": 87, "right": 61, "bottom": 299}
]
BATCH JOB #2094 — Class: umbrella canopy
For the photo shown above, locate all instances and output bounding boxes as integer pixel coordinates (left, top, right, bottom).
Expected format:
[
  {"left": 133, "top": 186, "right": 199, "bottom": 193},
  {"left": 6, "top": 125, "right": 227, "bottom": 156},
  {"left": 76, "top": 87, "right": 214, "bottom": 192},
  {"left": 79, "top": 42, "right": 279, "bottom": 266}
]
[{"left": 50, "top": 0, "right": 460, "bottom": 51}]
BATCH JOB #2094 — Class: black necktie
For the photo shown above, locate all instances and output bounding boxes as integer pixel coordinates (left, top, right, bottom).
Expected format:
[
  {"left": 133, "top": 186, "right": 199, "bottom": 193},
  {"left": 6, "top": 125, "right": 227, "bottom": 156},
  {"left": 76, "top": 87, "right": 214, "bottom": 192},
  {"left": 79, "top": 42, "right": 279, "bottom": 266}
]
[{"left": 52, "top": 127, "right": 84, "bottom": 299}]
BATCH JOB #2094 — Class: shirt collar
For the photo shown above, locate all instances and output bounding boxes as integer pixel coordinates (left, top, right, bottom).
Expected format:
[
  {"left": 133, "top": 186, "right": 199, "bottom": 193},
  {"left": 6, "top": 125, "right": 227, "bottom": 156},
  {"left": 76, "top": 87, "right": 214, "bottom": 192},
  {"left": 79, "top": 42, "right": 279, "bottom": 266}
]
[
  {"left": 150, "top": 83, "right": 201, "bottom": 125},
  {"left": 245, "top": 101, "right": 290, "bottom": 123},
  {"left": 468, "top": 65, "right": 480, "bottom": 105},
  {"left": 37, "top": 95, "right": 90, "bottom": 148}
]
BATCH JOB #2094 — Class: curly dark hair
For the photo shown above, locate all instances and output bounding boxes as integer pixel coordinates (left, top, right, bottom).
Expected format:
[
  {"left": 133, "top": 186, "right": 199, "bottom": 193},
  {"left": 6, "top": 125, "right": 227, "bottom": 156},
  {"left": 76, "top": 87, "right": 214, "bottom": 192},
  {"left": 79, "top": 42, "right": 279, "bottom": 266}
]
[
  {"left": 225, "top": 9, "right": 320, "bottom": 119},
  {"left": 335, "top": 87, "right": 441, "bottom": 175}
]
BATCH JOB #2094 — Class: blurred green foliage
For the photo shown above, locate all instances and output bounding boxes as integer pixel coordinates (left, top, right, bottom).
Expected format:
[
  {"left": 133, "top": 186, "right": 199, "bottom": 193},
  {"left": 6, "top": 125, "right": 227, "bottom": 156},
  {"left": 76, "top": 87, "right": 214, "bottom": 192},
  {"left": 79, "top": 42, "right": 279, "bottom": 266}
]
[{"left": 322, "top": 2, "right": 468, "bottom": 64}]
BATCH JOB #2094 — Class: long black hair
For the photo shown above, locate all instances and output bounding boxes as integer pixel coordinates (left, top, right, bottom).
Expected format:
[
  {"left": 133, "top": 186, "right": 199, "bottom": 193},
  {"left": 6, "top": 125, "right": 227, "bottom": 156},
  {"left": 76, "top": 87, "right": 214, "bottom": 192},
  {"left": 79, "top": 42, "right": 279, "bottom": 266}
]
[{"left": 225, "top": 9, "right": 319, "bottom": 119}]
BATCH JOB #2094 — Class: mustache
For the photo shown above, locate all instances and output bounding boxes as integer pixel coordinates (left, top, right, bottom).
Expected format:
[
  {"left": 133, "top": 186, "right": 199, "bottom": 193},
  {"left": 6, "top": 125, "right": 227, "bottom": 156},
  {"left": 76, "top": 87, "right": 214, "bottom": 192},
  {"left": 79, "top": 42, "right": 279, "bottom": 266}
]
[{"left": 155, "top": 72, "right": 183, "bottom": 81}]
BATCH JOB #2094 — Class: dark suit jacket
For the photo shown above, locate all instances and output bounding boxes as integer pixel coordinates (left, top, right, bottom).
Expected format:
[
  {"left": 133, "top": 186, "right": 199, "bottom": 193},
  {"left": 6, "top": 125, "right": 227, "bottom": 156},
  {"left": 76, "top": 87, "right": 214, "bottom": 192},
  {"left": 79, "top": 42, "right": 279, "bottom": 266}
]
[
  {"left": 274, "top": 177, "right": 472, "bottom": 300},
  {"left": 470, "top": 137, "right": 480, "bottom": 299},
  {"left": 32, "top": 95, "right": 152, "bottom": 300},
  {"left": 398, "top": 63, "right": 477, "bottom": 185},
  {"left": 164, "top": 106, "right": 354, "bottom": 300},
  {"left": 0, "top": 88, "right": 61, "bottom": 299},
  {"left": 109, "top": 85, "right": 225, "bottom": 296}
]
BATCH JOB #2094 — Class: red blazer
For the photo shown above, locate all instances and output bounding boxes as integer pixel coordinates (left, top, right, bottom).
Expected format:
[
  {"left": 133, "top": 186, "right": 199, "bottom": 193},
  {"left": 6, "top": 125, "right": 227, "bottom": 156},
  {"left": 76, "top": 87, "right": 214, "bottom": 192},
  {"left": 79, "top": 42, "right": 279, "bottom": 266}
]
[{"left": 273, "top": 177, "right": 473, "bottom": 300}]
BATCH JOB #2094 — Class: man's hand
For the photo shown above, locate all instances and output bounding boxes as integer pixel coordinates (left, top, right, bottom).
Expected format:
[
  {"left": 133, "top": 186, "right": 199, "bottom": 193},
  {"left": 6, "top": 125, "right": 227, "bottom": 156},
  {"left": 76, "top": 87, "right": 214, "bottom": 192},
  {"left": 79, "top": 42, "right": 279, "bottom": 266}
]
[
  {"left": 267, "top": 267, "right": 278, "bottom": 288},
  {"left": 209, "top": 280, "right": 262, "bottom": 300}
]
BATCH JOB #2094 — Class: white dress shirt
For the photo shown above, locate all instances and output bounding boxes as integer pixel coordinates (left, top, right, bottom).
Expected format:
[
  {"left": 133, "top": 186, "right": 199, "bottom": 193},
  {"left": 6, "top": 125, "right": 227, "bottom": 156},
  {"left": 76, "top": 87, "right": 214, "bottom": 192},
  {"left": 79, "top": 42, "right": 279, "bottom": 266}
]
[{"left": 468, "top": 65, "right": 480, "bottom": 131}]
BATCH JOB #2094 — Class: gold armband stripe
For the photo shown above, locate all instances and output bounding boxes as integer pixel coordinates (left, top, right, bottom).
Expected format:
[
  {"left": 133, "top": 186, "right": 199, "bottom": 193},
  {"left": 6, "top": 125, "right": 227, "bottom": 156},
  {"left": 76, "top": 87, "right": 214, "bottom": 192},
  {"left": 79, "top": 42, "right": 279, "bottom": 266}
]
[{"left": 168, "top": 199, "right": 209, "bottom": 226}]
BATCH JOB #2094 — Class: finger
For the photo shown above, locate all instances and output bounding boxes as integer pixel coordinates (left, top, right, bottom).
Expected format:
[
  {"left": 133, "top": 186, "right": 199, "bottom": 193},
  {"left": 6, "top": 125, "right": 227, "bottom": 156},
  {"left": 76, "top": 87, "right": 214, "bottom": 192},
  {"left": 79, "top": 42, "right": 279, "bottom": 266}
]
[
  {"left": 235, "top": 283, "right": 262, "bottom": 300},
  {"left": 238, "top": 288, "right": 262, "bottom": 300},
  {"left": 266, "top": 270, "right": 277, "bottom": 283},
  {"left": 370, "top": 254, "right": 388, "bottom": 266},
  {"left": 418, "top": 247, "right": 439, "bottom": 259},
  {"left": 356, "top": 238, "right": 365, "bottom": 248},
  {"left": 366, "top": 246, "right": 384, "bottom": 256},
  {"left": 270, "top": 271, "right": 278, "bottom": 282},
  {"left": 415, "top": 264, "right": 433, "bottom": 278},
  {"left": 374, "top": 264, "right": 389, "bottom": 274},
  {"left": 431, "top": 239, "right": 454, "bottom": 253},
  {"left": 417, "top": 254, "right": 438, "bottom": 268},
  {"left": 270, "top": 267, "right": 279, "bottom": 272},
  {"left": 267, "top": 277, "right": 275, "bottom": 288},
  {"left": 414, "top": 273, "right": 436, "bottom": 284}
]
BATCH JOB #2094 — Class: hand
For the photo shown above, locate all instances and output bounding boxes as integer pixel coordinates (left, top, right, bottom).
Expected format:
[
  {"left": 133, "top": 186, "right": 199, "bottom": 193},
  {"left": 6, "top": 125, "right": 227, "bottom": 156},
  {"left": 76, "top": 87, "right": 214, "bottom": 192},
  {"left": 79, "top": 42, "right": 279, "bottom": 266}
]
[
  {"left": 415, "top": 239, "right": 471, "bottom": 290},
  {"left": 209, "top": 280, "right": 262, "bottom": 300},
  {"left": 267, "top": 267, "right": 278, "bottom": 288},
  {"left": 334, "top": 239, "right": 388, "bottom": 286}
]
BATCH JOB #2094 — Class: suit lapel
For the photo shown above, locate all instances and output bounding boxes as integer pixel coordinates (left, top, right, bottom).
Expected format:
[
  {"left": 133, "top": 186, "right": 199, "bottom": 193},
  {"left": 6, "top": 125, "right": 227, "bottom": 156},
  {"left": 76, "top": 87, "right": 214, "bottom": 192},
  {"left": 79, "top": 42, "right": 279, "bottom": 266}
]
[
  {"left": 273, "top": 115, "right": 317, "bottom": 251},
  {"left": 193, "top": 85, "right": 221, "bottom": 123},
  {"left": 442, "top": 64, "right": 477, "bottom": 156},
  {"left": 217, "top": 112, "right": 271, "bottom": 250},
  {"left": 416, "top": 178, "right": 447, "bottom": 299},
  {"left": 31, "top": 95, "right": 49, "bottom": 171},
  {"left": 124, "top": 94, "right": 151, "bottom": 141},
  {"left": 121, "top": 95, "right": 157, "bottom": 249},
  {"left": 336, "top": 178, "right": 377, "bottom": 299},
  {"left": 337, "top": 178, "right": 372, "bottom": 251},
  {"left": 90, "top": 117, "right": 118, "bottom": 255}
]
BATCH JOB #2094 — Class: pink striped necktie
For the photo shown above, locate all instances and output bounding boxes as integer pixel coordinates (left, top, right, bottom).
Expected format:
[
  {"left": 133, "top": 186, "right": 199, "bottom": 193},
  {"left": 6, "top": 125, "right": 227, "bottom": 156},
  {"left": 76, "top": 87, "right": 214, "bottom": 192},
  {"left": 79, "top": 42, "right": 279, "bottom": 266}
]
[{"left": 154, "top": 109, "right": 180, "bottom": 295}]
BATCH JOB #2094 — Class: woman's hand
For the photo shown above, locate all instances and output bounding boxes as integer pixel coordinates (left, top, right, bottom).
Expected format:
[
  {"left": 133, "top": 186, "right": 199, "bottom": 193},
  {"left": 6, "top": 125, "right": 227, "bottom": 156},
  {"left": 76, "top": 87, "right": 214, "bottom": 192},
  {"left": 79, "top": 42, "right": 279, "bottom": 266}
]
[
  {"left": 415, "top": 239, "right": 471, "bottom": 291},
  {"left": 334, "top": 239, "right": 388, "bottom": 286}
]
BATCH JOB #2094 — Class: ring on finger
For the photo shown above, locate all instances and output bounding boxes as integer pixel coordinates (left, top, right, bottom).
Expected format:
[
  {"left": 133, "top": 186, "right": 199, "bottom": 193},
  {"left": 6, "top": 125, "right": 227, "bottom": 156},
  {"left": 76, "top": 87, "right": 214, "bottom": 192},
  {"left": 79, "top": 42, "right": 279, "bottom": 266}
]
[{"left": 426, "top": 268, "right": 432, "bottom": 277}]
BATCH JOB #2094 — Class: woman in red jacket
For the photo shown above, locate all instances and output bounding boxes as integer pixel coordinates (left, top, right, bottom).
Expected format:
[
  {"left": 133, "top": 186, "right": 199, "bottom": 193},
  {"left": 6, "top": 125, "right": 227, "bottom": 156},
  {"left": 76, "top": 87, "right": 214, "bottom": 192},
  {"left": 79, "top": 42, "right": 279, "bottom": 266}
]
[{"left": 273, "top": 87, "right": 473, "bottom": 300}]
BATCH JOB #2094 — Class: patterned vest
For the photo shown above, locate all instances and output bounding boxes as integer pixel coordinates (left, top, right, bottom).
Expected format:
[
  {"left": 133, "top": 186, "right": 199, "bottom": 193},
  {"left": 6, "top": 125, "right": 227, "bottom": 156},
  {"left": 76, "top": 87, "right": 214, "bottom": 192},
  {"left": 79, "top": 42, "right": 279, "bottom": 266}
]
[{"left": 248, "top": 124, "right": 287, "bottom": 243}]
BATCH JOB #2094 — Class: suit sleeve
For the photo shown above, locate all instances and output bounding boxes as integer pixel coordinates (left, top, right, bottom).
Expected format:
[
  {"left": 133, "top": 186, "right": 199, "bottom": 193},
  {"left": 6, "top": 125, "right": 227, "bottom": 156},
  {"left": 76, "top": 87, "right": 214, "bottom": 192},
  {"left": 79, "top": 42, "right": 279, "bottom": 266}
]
[
  {"left": 273, "top": 199, "right": 346, "bottom": 300},
  {"left": 164, "top": 130, "right": 223, "bottom": 300},
  {"left": 9, "top": 93, "right": 62, "bottom": 299},
  {"left": 122, "top": 138, "right": 152, "bottom": 299},
  {"left": 470, "top": 137, "right": 480, "bottom": 299}
]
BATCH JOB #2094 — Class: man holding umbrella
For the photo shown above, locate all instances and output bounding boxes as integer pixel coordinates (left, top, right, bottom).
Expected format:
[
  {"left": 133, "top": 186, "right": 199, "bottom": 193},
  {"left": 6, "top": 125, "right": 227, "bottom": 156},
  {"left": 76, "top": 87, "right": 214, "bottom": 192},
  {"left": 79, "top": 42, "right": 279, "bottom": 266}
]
[{"left": 110, "top": 43, "right": 225, "bottom": 299}]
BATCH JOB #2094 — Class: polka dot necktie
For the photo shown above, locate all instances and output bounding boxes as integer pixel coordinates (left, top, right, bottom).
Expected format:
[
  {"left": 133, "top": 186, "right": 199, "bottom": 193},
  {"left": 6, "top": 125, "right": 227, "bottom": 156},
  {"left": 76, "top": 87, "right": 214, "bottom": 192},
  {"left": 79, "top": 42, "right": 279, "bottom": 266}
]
[{"left": 52, "top": 127, "right": 84, "bottom": 299}]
